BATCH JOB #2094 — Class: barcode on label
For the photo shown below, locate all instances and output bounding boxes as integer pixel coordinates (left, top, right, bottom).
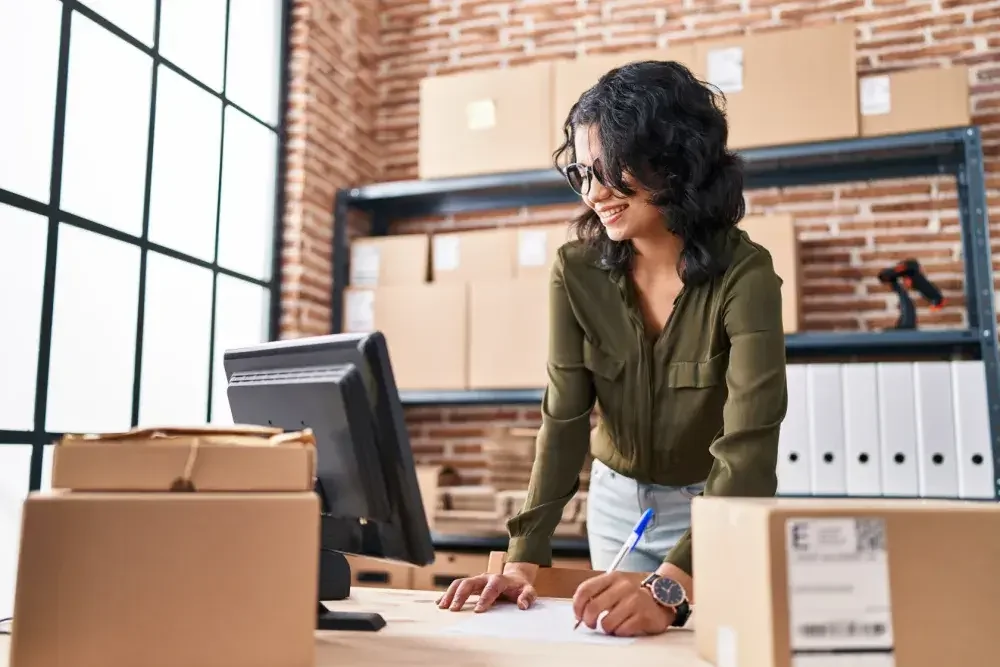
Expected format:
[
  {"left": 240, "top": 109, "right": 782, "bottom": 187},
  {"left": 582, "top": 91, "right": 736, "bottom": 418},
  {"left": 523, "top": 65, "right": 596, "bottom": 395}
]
[
  {"left": 799, "top": 621, "right": 889, "bottom": 639},
  {"left": 854, "top": 519, "right": 886, "bottom": 554}
]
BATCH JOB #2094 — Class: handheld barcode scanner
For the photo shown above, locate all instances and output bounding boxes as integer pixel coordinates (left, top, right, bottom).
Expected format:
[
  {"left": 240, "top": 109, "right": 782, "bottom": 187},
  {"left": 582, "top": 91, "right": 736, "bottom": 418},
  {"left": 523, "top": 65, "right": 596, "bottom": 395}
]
[{"left": 877, "top": 258, "right": 945, "bottom": 330}]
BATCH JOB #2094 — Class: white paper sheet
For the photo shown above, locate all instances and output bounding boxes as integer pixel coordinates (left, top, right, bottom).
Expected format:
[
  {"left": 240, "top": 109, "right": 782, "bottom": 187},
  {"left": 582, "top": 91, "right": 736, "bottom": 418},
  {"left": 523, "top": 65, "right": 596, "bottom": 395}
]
[{"left": 439, "top": 599, "right": 636, "bottom": 645}]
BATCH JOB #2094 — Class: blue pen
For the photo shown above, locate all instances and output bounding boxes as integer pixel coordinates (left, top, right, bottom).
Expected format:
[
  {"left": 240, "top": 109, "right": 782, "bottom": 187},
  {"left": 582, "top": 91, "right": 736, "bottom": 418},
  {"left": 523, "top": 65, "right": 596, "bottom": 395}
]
[{"left": 574, "top": 507, "right": 655, "bottom": 630}]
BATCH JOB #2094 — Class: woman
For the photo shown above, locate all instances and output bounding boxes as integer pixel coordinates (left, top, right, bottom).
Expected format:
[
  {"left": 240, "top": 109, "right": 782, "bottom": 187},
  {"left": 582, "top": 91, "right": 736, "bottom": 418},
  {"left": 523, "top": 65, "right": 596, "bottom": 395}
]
[{"left": 437, "top": 59, "right": 787, "bottom": 636}]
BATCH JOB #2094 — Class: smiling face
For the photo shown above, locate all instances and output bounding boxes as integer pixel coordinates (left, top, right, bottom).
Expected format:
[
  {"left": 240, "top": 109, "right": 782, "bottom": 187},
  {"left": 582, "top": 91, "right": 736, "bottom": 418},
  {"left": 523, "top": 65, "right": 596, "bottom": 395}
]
[{"left": 571, "top": 124, "right": 665, "bottom": 243}]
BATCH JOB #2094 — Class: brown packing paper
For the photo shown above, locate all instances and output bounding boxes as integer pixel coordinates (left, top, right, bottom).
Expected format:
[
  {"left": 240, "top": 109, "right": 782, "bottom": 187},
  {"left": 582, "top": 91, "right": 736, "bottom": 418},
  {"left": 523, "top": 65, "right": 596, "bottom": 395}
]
[{"left": 52, "top": 424, "right": 317, "bottom": 491}]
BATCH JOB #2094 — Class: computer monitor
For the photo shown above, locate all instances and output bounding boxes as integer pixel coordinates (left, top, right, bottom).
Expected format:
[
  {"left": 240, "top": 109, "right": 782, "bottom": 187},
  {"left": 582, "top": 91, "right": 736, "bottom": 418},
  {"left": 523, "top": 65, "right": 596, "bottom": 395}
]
[{"left": 223, "top": 332, "right": 435, "bottom": 632}]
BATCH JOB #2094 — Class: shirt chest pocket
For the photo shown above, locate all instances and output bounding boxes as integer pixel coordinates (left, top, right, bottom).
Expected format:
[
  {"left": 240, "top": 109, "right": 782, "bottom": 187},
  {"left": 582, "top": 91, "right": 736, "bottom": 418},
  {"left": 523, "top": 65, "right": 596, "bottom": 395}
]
[
  {"left": 667, "top": 351, "right": 727, "bottom": 388},
  {"left": 666, "top": 351, "right": 729, "bottom": 417}
]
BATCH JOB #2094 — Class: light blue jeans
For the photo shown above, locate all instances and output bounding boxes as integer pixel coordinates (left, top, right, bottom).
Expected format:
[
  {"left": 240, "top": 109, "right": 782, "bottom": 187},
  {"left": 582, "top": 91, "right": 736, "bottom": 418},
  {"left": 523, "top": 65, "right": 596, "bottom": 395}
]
[{"left": 586, "top": 459, "right": 705, "bottom": 572}]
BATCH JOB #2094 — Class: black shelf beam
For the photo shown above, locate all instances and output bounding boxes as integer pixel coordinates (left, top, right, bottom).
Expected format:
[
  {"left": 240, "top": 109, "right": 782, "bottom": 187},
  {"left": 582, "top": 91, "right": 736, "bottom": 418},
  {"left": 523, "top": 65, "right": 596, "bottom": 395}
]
[
  {"left": 400, "top": 329, "right": 981, "bottom": 406},
  {"left": 341, "top": 126, "right": 970, "bottom": 220}
]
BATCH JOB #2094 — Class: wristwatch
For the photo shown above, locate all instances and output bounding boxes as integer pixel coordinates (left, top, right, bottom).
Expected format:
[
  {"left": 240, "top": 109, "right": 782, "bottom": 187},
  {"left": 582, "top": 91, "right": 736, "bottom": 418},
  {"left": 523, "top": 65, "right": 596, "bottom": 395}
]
[{"left": 641, "top": 573, "right": 692, "bottom": 628}]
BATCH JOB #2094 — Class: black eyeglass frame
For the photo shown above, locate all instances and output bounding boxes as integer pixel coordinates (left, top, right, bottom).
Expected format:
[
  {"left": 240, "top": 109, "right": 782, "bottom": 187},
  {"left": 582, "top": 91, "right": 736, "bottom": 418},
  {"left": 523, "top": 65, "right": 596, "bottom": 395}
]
[{"left": 561, "top": 161, "right": 608, "bottom": 196}]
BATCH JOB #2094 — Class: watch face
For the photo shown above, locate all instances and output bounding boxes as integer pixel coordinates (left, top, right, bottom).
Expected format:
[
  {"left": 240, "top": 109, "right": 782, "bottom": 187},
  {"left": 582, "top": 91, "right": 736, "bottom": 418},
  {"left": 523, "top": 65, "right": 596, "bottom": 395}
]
[{"left": 651, "top": 577, "right": 686, "bottom": 607}]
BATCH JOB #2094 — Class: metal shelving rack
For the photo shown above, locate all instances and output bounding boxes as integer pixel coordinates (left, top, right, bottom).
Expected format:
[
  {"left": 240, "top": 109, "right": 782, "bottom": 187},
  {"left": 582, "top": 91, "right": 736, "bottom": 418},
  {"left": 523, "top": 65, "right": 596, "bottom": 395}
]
[{"left": 332, "top": 126, "right": 1000, "bottom": 517}]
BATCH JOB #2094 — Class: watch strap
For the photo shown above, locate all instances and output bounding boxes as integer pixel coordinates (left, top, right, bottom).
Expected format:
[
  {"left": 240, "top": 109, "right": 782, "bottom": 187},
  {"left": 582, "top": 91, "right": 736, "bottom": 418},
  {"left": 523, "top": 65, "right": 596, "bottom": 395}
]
[{"left": 671, "top": 599, "right": 692, "bottom": 627}]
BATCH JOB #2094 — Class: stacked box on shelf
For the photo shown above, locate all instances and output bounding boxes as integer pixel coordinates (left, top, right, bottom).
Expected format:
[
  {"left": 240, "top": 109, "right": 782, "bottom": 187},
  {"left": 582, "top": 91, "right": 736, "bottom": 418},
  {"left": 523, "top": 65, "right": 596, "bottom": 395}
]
[
  {"left": 418, "top": 24, "right": 861, "bottom": 178},
  {"left": 690, "top": 23, "right": 859, "bottom": 149},
  {"left": 483, "top": 426, "right": 592, "bottom": 492},
  {"left": 433, "top": 485, "right": 499, "bottom": 535},
  {"left": 466, "top": 223, "right": 569, "bottom": 390},
  {"left": 858, "top": 65, "right": 970, "bottom": 137},
  {"left": 416, "top": 24, "right": 971, "bottom": 175},
  {"left": 738, "top": 214, "right": 801, "bottom": 334},
  {"left": 342, "top": 231, "right": 469, "bottom": 391},
  {"left": 419, "top": 62, "right": 555, "bottom": 180},
  {"left": 429, "top": 482, "right": 588, "bottom": 537},
  {"left": 496, "top": 489, "right": 588, "bottom": 537}
]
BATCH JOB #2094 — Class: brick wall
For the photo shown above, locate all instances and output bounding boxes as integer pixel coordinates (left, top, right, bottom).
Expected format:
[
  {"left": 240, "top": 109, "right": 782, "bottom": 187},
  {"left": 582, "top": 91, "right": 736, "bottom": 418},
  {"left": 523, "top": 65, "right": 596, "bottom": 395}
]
[
  {"left": 284, "top": 0, "right": 1000, "bottom": 484},
  {"left": 281, "top": 0, "right": 379, "bottom": 338}
]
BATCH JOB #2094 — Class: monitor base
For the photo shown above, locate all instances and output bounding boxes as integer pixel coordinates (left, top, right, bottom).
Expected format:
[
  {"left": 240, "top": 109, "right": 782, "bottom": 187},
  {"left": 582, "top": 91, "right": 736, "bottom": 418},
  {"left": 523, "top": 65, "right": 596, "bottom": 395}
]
[{"left": 317, "top": 603, "right": 386, "bottom": 632}]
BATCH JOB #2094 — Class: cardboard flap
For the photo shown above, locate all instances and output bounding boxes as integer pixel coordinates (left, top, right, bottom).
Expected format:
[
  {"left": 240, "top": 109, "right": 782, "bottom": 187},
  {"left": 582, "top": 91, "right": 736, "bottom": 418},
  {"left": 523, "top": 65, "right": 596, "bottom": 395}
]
[
  {"left": 52, "top": 425, "right": 317, "bottom": 492},
  {"left": 63, "top": 423, "right": 286, "bottom": 441}
]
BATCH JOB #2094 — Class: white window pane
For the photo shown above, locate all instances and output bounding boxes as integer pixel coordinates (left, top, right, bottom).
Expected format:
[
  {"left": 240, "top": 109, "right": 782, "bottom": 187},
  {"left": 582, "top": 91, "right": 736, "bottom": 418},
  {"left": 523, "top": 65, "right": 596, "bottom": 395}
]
[
  {"left": 225, "top": 0, "right": 283, "bottom": 126},
  {"left": 217, "top": 107, "right": 277, "bottom": 281},
  {"left": 138, "top": 252, "right": 213, "bottom": 426},
  {"left": 78, "top": 0, "right": 155, "bottom": 47},
  {"left": 0, "top": 205, "right": 48, "bottom": 431},
  {"left": 0, "top": 444, "right": 32, "bottom": 619},
  {"left": 46, "top": 224, "right": 140, "bottom": 434},
  {"left": 0, "top": 0, "right": 61, "bottom": 202},
  {"left": 147, "top": 66, "right": 222, "bottom": 262},
  {"left": 159, "top": 0, "right": 226, "bottom": 92},
  {"left": 211, "top": 275, "right": 270, "bottom": 425},
  {"left": 61, "top": 13, "right": 152, "bottom": 236}
]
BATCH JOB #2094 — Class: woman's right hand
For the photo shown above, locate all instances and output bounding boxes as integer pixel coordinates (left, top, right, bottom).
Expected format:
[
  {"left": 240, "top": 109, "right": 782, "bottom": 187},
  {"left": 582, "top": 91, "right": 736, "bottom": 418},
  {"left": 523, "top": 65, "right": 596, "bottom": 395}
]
[{"left": 436, "top": 563, "right": 539, "bottom": 613}]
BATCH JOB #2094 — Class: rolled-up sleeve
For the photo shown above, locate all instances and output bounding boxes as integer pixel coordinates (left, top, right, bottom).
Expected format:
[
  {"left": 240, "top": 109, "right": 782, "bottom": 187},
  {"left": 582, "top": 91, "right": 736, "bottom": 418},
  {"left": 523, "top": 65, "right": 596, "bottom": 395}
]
[
  {"left": 663, "top": 249, "right": 787, "bottom": 575},
  {"left": 506, "top": 251, "right": 596, "bottom": 566}
]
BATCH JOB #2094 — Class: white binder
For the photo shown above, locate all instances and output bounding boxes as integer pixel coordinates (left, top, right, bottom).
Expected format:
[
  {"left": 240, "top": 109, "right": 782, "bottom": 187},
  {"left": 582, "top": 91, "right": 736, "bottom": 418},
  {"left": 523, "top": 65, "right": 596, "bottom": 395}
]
[
  {"left": 806, "top": 364, "right": 846, "bottom": 495},
  {"left": 841, "top": 363, "right": 882, "bottom": 496},
  {"left": 913, "top": 361, "right": 959, "bottom": 498},
  {"left": 876, "top": 362, "right": 919, "bottom": 496},
  {"left": 950, "top": 360, "right": 996, "bottom": 499},
  {"left": 777, "top": 364, "right": 811, "bottom": 495}
]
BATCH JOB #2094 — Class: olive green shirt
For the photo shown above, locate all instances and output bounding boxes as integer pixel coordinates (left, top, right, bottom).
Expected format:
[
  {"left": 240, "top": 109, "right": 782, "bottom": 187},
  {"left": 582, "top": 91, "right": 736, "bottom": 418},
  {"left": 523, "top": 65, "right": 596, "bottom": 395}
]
[{"left": 505, "top": 228, "right": 787, "bottom": 576}]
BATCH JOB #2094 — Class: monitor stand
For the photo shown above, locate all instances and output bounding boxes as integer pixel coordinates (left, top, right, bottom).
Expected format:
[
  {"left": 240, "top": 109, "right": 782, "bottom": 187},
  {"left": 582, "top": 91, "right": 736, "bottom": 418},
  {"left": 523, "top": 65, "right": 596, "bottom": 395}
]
[{"left": 317, "top": 549, "right": 386, "bottom": 632}]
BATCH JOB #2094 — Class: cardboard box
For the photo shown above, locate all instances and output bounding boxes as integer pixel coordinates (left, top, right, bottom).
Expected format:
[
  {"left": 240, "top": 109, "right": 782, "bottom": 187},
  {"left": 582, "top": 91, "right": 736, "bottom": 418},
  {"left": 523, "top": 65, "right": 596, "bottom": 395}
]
[
  {"left": 739, "top": 214, "right": 801, "bottom": 333},
  {"left": 343, "top": 284, "right": 468, "bottom": 391},
  {"left": 416, "top": 465, "right": 441, "bottom": 531},
  {"left": 413, "top": 551, "right": 489, "bottom": 592},
  {"left": 514, "top": 223, "right": 572, "bottom": 280},
  {"left": 12, "top": 426, "right": 319, "bottom": 667},
  {"left": 432, "top": 228, "right": 518, "bottom": 283},
  {"left": 552, "top": 46, "right": 698, "bottom": 153},
  {"left": 859, "top": 66, "right": 970, "bottom": 137},
  {"left": 419, "top": 63, "right": 554, "bottom": 179},
  {"left": 344, "top": 555, "right": 415, "bottom": 590},
  {"left": 552, "top": 557, "right": 593, "bottom": 570},
  {"left": 469, "top": 278, "right": 549, "bottom": 389},
  {"left": 349, "top": 234, "right": 430, "bottom": 287},
  {"left": 693, "top": 24, "right": 858, "bottom": 149},
  {"left": 693, "top": 497, "right": 1000, "bottom": 667}
]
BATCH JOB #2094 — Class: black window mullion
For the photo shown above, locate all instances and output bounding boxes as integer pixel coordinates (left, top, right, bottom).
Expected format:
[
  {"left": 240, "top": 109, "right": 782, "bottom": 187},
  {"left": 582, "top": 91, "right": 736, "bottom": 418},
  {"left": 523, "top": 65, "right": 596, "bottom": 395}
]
[
  {"left": 268, "top": 0, "right": 291, "bottom": 342},
  {"left": 28, "top": 0, "right": 74, "bottom": 492},
  {"left": 130, "top": 0, "right": 163, "bottom": 428},
  {"left": 205, "top": 0, "right": 232, "bottom": 424}
]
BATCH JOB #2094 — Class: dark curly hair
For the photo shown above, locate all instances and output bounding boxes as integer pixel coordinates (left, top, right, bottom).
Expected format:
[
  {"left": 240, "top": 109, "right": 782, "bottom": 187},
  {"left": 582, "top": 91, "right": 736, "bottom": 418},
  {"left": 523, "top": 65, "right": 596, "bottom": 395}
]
[{"left": 554, "top": 60, "right": 745, "bottom": 286}]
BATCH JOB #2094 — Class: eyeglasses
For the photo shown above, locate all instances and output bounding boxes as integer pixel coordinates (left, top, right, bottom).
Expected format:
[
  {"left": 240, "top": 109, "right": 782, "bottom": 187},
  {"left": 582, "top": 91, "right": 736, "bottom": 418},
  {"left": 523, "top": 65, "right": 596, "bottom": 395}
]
[{"left": 563, "top": 160, "right": 608, "bottom": 196}]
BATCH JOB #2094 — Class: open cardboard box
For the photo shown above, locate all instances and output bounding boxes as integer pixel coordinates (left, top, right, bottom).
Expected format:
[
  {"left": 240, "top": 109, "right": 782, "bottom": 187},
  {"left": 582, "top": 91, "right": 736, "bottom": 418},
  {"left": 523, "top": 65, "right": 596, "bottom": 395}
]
[{"left": 11, "top": 425, "right": 320, "bottom": 667}]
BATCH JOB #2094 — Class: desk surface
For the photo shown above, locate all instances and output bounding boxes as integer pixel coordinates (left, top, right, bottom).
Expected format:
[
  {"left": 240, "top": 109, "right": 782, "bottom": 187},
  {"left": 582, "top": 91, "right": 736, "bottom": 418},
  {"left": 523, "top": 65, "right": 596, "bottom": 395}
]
[{"left": 0, "top": 588, "right": 710, "bottom": 666}]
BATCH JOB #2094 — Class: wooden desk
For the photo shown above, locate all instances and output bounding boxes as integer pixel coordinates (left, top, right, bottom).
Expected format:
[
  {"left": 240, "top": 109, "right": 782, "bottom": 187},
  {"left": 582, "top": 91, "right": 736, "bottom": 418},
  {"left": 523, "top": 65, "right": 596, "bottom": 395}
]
[{"left": 0, "top": 588, "right": 710, "bottom": 666}]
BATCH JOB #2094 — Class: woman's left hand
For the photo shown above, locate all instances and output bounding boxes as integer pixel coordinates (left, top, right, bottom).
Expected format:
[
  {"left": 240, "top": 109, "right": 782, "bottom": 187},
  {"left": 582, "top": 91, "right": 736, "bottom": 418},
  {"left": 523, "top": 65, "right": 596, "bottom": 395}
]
[{"left": 571, "top": 572, "right": 675, "bottom": 637}]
